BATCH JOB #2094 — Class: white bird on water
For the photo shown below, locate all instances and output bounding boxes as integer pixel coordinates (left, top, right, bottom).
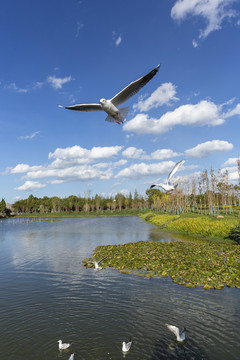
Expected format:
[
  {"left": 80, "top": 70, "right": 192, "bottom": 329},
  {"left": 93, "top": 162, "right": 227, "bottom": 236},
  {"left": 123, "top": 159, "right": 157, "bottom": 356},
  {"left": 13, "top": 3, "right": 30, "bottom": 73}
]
[
  {"left": 57, "top": 340, "right": 72, "bottom": 350},
  {"left": 165, "top": 324, "right": 186, "bottom": 342},
  {"left": 68, "top": 354, "right": 75, "bottom": 360},
  {"left": 91, "top": 256, "right": 108, "bottom": 271},
  {"left": 122, "top": 337, "right": 132, "bottom": 353},
  {"left": 58, "top": 64, "right": 160, "bottom": 125},
  {"left": 150, "top": 160, "right": 185, "bottom": 193}
]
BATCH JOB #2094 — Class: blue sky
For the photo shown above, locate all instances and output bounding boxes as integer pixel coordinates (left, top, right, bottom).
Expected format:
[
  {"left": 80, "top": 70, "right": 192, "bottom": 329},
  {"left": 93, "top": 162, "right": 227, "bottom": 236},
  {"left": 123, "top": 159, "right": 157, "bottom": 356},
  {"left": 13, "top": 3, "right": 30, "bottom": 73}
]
[{"left": 1, "top": 0, "right": 240, "bottom": 203}]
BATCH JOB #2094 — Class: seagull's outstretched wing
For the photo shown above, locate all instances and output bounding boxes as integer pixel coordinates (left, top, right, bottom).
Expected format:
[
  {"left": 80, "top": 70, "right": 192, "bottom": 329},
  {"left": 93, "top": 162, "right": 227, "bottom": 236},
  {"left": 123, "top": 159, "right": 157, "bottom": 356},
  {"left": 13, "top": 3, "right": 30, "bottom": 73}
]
[
  {"left": 97, "top": 256, "right": 108, "bottom": 265},
  {"left": 58, "top": 104, "right": 103, "bottom": 111},
  {"left": 167, "top": 160, "right": 185, "bottom": 184},
  {"left": 111, "top": 64, "right": 161, "bottom": 107},
  {"left": 165, "top": 324, "right": 180, "bottom": 338}
]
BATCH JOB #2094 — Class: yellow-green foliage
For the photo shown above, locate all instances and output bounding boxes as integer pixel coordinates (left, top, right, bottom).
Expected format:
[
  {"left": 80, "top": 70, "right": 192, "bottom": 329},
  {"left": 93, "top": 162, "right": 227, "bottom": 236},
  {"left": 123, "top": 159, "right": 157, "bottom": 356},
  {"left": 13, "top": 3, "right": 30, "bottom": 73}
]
[
  {"left": 166, "top": 217, "right": 238, "bottom": 238},
  {"left": 83, "top": 240, "right": 240, "bottom": 289},
  {"left": 140, "top": 213, "right": 179, "bottom": 227},
  {"left": 149, "top": 214, "right": 180, "bottom": 227},
  {"left": 140, "top": 212, "right": 155, "bottom": 221}
]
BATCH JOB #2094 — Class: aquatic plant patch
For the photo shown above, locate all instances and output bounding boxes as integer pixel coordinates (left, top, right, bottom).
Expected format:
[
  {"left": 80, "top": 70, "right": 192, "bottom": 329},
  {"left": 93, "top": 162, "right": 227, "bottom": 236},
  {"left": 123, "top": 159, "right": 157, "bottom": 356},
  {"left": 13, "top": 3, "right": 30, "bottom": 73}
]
[{"left": 83, "top": 241, "right": 240, "bottom": 289}]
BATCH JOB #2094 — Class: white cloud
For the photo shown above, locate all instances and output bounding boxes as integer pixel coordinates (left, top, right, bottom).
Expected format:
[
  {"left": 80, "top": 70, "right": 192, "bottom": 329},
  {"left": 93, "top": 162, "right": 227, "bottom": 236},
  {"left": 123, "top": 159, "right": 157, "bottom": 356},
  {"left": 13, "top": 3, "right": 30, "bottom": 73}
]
[
  {"left": 11, "top": 164, "right": 32, "bottom": 174},
  {"left": 49, "top": 145, "right": 123, "bottom": 164},
  {"left": 112, "top": 31, "right": 122, "bottom": 46},
  {"left": 222, "top": 157, "right": 239, "bottom": 167},
  {"left": 9, "top": 145, "right": 123, "bottom": 186},
  {"left": 116, "top": 161, "right": 176, "bottom": 179},
  {"left": 151, "top": 149, "right": 181, "bottom": 160},
  {"left": 224, "top": 103, "right": 240, "bottom": 118},
  {"left": 25, "top": 165, "right": 114, "bottom": 182},
  {"left": 15, "top": 181, "right": 46, "bottom": 191},
  {"left": 10, "top": 164, "right": 42, "bottom": 174},
  {"left": 32, "top": 81, "right": 44, "bottom": 90},
  {"left": 122, "top": 147, "right": 180, "bottom": 161},
  {"left": 192, "top": 39, "right": 198, "bottom": 48},
  {"left": 185, "top": 140, "right": 233, "bottom": 158},
  {"left": 122, "top": 147, "right": 146, "bottom": 159},
  {"left": 19, "top": 131, "right": 40, "bottom": 140},
  {"left": 171, "top": 0, "right": 238, "bottom": 40},
  {"left": 4, "top": 82, "right": 28, "bottom": 93},
  {"left": 113, "top": 159, "right": 128, "bottom": 167},
  {"left": 75, "top": 22, "right": 84, "bottom": 38},
  {"left": 47, "top": 75, "right": 73, "bottom": 89},
  {"left": 220, "top": 166, "right": 239, "bottom": 181},
  {"left": 115, "top": 35, "right": 122, "bottom": 46},
  {"left": 133, "top": 83, "right": 179, "bottom": 112},
  {"left": 123, "top": 100, "right": 224, "bottom": 135}
]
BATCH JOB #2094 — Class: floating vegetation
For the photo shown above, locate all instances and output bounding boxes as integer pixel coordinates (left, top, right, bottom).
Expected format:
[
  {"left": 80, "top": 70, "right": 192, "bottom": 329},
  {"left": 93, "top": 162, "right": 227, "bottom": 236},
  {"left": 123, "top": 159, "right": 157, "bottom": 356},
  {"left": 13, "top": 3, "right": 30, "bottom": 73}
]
[{"left": 83, "top": 241, "right": 240, "bottom": 289}]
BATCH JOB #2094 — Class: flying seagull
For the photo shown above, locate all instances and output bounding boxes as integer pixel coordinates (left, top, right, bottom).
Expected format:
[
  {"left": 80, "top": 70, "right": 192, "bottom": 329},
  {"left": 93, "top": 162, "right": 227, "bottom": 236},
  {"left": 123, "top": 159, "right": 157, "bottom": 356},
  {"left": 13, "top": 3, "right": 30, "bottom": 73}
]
[
  {"left": 122, "top": 337, "right": 132, "bottom": 353},
  {"left": 90, "top": 256, "right": 108, "bottom": 271},
  {"left": 58, "top": 64, "right": 160, "bottom": 125},
  {"left": 150, "top": 160, "right": 185, "bottom": 193},
  {"left": 165, "top": 324, "right": 186, "bottom": 342},
  {"left": 57, "top": 340, "right": 72, "bottom": 350}
]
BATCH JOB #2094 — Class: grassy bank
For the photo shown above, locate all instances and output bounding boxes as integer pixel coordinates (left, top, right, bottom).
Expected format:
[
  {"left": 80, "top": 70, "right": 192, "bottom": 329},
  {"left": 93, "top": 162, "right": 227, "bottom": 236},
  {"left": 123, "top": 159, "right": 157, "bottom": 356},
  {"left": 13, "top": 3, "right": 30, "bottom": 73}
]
[
  {"left": 140, "top": 212, "right": 239, "bottom": 240},
  {"left": 83, "top": 240, "right": 240, "bottom": 289}
]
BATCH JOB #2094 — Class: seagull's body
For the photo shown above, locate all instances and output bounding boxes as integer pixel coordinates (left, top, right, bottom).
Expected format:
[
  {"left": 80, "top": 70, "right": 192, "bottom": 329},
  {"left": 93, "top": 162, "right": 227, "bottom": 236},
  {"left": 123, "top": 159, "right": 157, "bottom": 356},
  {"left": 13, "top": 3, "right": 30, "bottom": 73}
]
[
  {"left": 150, "top": 160, "right": 185, "bottom": 193},
  {"left": 122, "top": 338, "right": 132, "bottom": 353},
  {"left": 59, "top": 64, "right": 160, "bottom": 124},
  {"left": 58, "top": 340, "right": 72, "bottom": 350},
  {"left": 165, "top": 324, "right": 186, "bottom": 342},
  {"left": 91, "top": 256, "right": 107, "bottom": 271}
]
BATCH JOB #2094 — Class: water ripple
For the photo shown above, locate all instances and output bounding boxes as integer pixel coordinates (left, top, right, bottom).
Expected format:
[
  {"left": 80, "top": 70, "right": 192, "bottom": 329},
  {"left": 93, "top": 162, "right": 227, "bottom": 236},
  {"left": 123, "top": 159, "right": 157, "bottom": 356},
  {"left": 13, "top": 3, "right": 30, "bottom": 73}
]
[{"left": 0, "top": 217, "right": 239, "bottom": 360}]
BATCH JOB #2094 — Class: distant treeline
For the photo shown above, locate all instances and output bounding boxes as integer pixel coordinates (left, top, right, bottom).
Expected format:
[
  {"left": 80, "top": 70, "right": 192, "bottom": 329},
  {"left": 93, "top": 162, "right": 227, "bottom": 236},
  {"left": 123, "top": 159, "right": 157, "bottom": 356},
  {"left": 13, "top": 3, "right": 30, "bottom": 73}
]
[
  {"left": 12, "top": 192, "right": 146, "bottom": 214},
  {"left": 3, "top": 167, "right": 240, "bottom": 215}
]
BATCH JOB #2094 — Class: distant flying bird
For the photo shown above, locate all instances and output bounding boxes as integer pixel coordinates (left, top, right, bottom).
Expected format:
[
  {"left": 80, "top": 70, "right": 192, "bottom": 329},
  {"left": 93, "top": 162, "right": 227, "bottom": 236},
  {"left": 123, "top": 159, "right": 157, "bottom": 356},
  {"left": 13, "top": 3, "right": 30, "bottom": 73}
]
[
  {"left": 57, "top": 340, "right": 72, "bottom": 350},
  {"left": 165, "top": 324, "right": 186, "bottom": 342},
  {"left": 150, "top": 160, "right": 185, "bottom": 193},
  {"left": 90, "top": 256, "right": 108, "bottom": 271},
  {"left": 122, "top": 337, "right": 132, "bottom": 352},
  {"left": 58, "top": 64, "right": 160, "bottom": 125}
]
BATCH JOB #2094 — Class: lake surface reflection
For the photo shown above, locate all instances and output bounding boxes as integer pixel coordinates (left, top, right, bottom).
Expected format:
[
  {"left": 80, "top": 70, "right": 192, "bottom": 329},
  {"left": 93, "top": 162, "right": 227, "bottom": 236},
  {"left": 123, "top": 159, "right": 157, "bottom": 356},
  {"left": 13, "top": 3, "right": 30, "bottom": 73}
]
[{"left": 0, "top": 216, "right": 239, "bottom": 360}]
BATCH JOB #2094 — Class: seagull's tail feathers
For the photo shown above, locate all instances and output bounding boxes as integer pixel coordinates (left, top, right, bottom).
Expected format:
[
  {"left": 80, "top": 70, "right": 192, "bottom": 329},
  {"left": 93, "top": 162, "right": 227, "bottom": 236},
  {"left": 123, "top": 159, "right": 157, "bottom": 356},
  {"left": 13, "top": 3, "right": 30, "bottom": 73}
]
[
  {"left": 105, "top": 114, "right": 116, "bottom": 123},
  {"left": 119, "top": 106, "right": 129, "bottom": 122},
  {"left": 105, "top": 107, "right": 129, "bottom": 124}
]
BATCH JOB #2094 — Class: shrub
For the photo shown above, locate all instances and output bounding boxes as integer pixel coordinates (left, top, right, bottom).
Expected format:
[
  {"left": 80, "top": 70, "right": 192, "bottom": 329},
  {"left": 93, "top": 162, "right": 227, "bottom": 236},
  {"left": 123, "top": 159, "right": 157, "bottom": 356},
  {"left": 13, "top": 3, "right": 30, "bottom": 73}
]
[{"left": 226, "top": 223, "right": 240, "bottom": 244}]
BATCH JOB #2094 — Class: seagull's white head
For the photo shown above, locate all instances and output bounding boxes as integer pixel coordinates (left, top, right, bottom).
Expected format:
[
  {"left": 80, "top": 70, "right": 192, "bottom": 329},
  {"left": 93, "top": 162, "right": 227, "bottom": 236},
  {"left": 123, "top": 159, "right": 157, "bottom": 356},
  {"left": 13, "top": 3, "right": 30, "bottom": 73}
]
[{"left": 99, "top": 98, "right": 106, "bottom": 105}]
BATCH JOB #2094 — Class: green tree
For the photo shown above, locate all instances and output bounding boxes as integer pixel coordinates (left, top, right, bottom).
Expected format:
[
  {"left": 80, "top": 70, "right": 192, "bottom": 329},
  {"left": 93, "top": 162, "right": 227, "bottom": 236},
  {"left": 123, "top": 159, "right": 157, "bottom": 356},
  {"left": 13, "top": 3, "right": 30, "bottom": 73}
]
[{"left": 0, "top": 198, "right": 6, "bottom": 215}]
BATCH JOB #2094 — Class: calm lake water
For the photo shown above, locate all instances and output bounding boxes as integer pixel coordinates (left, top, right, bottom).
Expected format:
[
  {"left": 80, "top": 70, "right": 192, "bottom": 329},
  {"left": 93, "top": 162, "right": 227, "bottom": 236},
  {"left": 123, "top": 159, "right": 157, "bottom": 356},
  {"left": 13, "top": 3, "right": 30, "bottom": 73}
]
[{"left": 0, "top": 216, "right": 239, "bottom": 360}]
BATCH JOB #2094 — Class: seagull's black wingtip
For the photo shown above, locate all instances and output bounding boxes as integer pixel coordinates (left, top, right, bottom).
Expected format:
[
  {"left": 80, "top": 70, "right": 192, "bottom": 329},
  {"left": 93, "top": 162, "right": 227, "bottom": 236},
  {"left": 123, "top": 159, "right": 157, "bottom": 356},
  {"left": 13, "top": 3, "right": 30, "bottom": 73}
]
[{"left": 150, "top": 185, "right": 156, "bottom": 189}]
